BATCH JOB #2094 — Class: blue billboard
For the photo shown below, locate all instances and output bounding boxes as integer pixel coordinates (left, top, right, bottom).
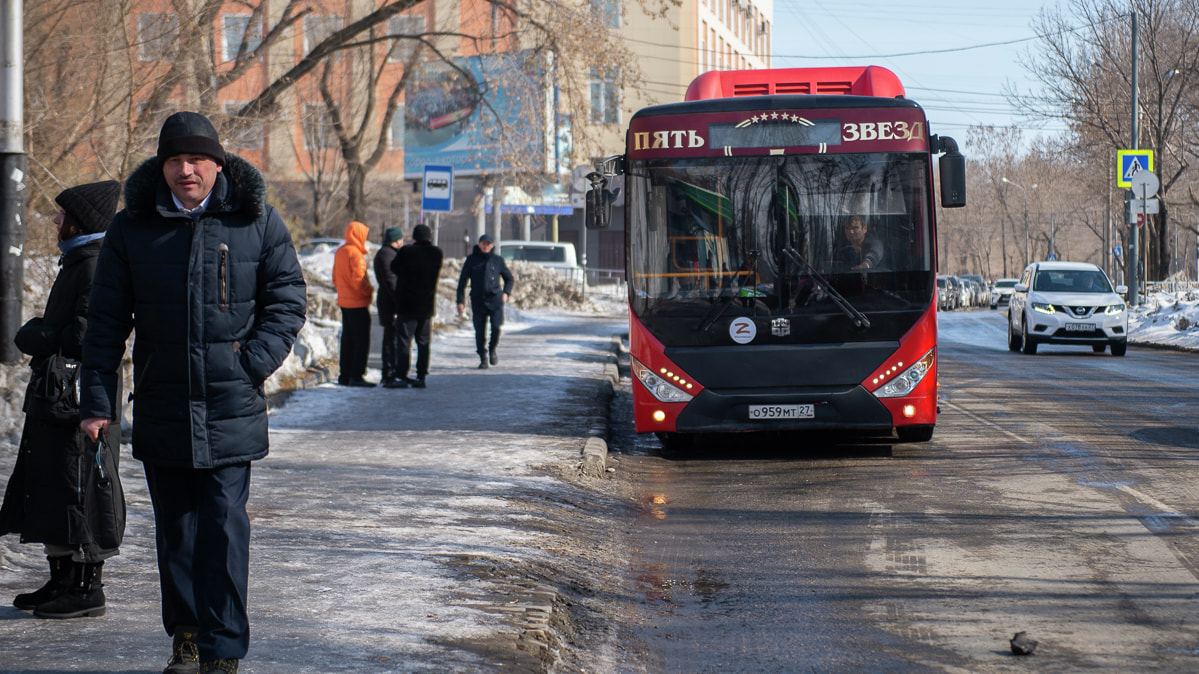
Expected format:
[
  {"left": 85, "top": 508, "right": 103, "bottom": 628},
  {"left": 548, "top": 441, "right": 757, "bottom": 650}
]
[{"left": 404, "top": 51, "right": 547, "bottom": 179}]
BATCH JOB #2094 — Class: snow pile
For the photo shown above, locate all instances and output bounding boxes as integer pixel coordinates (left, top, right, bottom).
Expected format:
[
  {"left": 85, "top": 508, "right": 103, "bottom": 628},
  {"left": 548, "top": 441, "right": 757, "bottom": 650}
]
[{"left": 1127, "top": 290, "right": 1199, "bottom": 350}]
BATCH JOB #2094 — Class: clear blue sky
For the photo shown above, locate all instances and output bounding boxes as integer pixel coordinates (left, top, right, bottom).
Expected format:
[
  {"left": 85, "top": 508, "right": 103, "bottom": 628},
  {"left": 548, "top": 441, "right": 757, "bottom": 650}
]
[{"left": 770, "top": 1, "right": 1068, "bottom": 142}]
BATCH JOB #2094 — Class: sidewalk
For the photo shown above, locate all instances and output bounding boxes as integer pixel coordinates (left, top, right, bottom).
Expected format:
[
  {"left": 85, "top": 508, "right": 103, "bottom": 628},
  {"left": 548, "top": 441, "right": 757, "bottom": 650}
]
[{"left": 0, "top": 310, "right": 625, "bottom": 673}]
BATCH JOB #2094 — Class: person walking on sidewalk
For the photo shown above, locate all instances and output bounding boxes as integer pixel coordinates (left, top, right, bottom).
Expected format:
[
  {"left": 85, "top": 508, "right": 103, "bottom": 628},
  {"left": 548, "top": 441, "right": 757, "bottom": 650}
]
[
  {"left": 373, "top": 227, "right": 403, "bottom": 386},
  {"left": 79, "top": 111, "right": 307, "bottom": 674},
  {"left": 0, "top": 180, "right": 123, "bottom": 620},
  {"left": 456, "top": 234, "right": 513, "bottom": 369},
  {"left": 389, "top": 224, "right": 443, "bottom": 388},
  {"left": 333, "top": 220, "right": 375, "bottom": 387}
]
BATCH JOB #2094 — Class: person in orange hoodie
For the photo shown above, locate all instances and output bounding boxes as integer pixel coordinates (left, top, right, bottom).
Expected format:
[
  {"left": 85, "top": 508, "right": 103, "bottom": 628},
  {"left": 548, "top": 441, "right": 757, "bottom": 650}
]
[{"left": 332, "top": 221, "right": 375, "bottom": 387}]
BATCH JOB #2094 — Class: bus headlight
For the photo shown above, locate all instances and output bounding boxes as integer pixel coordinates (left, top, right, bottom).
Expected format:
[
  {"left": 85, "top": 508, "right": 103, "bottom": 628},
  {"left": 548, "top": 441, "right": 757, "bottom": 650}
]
[
  {"left": 873, "top": 349, "right": 935, "bottom": 398},
  {"left": 632, "top": 357, "right": 695, "bottom": 403}
]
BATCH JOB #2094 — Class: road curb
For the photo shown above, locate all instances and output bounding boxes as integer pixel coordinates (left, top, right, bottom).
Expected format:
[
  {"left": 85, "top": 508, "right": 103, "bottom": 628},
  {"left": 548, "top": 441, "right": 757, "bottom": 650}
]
[{"left": 579, "top": 334, "right": 623, "bottom": 478}]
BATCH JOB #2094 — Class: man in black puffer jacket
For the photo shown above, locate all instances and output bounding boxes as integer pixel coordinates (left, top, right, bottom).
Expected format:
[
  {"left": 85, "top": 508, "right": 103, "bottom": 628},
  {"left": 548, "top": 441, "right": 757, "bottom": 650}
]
[
  {"left": 456, "top": 234, "right": 513, "bottom": 369},
  {"left": 389, "top": 224, "right": 443, "bottom": 387},
  {"left": 79, "top": 112, "right": 306, "bottom": 674}
]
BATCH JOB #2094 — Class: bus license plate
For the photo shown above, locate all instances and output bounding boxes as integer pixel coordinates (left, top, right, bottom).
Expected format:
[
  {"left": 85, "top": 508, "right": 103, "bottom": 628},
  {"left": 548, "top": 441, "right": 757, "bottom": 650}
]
[
  {"left": 1065, "top": 323, "right": 1096, "bottom": 332},
  {"left": 749, "top": 404, "right": 814, "bottom": 420}
]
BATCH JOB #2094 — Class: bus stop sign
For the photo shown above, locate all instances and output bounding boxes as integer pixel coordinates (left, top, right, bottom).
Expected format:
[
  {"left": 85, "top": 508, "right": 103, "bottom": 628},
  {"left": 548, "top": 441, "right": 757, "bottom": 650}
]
[{"left": 422, "top": 165, "right": 453, "bottom": 212}]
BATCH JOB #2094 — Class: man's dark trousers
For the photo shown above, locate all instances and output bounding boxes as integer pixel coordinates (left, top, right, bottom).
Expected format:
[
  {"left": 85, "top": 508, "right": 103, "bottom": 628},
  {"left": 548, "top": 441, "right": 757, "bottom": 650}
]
[
  {"left": 471, "top": 301, "right": 503, "bottom": 356},
  {"left": 380, "top": 316, "right": 399, "bottom": 381},
  {"left": 396, "top": 315, "right": 432, "bottom": 379},
  {"left": 143, "top": 462, "right": 252, "bottom": 661},
  {"left": 338, "top": 306, "right": 371, "bottom": 382}
]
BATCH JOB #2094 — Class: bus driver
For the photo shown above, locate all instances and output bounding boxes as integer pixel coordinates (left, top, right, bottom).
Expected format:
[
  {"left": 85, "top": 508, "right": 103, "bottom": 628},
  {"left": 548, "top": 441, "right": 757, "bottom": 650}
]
[{"left": 835, "top": 214, "right": 883, "bottom": 271}]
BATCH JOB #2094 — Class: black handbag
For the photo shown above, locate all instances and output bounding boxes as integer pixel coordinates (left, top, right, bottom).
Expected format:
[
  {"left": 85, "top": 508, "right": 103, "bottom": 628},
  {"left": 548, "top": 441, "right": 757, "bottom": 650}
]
[
  {"left": 68, "top": 433, "right": 126, "bottom": 556},
  {"left": 24, "top": 352, "right": 81, "bottom": 424}
]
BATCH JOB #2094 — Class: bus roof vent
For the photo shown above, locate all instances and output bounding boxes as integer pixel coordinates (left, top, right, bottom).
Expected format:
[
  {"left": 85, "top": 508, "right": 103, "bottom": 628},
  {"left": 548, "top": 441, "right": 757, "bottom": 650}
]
[
  {"left": 775, "top": 82, "right": 811, "bottom": 95},
  {"left": 816, "top": 81, "right": 854, "bottom": 95},
  {"left": 733, "top": 83, "right": 770, "bottom": 96}
]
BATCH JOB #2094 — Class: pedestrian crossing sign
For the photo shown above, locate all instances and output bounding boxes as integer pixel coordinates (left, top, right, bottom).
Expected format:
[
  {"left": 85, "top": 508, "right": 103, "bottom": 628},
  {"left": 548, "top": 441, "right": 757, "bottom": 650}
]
[{"left": 1117, "top": 150, "right": 1153, "bottom": 188}]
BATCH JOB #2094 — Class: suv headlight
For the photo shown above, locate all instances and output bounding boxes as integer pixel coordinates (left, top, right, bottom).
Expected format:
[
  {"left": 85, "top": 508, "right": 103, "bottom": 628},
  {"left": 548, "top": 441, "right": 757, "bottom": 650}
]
[
  {"left": 1031, "top": 302, "right": 1055, "bottom": 314},
  {"left": 632, "top": 357, "right": 694, "bottom": 403},
  {"left": 1104, "top": 303, "right": 1125, "bottom": 315},
  {"left": 874, "top": 349, "right": 935, "bottom": 398}
]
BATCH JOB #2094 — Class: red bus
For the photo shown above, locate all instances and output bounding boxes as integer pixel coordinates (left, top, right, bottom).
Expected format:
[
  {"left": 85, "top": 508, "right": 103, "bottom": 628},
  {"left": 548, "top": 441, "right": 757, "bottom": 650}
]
[{"left": 586, "top": 66, "right": 966, "bottom": 448}]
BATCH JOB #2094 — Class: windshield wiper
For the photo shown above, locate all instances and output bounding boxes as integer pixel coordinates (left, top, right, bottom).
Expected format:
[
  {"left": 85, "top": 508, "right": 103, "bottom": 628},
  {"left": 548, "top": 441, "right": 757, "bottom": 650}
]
[{"left": 782, "top": 247, "right": 871, "bottom": 329}]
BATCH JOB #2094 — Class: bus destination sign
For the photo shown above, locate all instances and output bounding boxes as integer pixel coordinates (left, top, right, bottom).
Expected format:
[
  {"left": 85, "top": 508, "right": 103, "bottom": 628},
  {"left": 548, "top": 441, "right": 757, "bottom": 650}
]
[{"left": 628, "top": 109, "right": 928, "bottom": 158}]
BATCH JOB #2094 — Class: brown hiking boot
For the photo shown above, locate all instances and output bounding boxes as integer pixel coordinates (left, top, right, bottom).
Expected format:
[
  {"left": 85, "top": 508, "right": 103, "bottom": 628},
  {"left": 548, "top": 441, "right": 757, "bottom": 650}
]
[{"left": 163, "top": 626, "right": 200, "bottom": 673}]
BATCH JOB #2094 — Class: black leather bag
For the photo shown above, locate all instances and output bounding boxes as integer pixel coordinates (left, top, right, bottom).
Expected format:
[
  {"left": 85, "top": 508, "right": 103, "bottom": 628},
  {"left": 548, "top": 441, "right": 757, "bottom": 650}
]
[
  {"left": 68, "top": 433, "right": 126, "bottom": 555},
  {"left": 24, "top": 353, "right": 81, "bottom": 424}
]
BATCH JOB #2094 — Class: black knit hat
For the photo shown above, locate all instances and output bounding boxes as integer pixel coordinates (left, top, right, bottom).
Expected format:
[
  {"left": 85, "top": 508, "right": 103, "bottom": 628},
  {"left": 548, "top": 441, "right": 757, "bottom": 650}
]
[
  {"left": 157, "top": 111, "right": 225, "bottom": 165},
  {"left": 55, "top": 180, "right": 121, "bottom": 234},
  {"left": 412, "top": 224, "right": 432, "bottom": 242}
]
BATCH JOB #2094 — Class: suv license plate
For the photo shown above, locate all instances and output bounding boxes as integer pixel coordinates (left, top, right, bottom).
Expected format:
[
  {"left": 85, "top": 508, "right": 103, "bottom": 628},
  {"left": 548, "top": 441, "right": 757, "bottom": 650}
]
[
  {"left": 1065, "top": 323, "right": 1096, "bottom": 332},
  {"left": 749, "top": 404, "right": 814, "bottom": 420}
]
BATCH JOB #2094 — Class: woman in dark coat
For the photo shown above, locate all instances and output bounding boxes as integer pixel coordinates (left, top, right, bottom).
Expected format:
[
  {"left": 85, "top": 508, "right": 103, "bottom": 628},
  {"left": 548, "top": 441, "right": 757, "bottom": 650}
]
[{"left": 0, "top": 180, "right": 122, "bottom": 619}]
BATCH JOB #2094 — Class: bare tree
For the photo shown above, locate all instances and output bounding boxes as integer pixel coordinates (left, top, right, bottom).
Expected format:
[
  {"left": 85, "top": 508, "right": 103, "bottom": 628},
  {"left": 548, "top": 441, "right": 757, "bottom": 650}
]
[
  {"left": 1017, "top": 0, "right": 1199, "bottom": 280},
  {"left": 25, "top": 0, "right": 667, "bottom": 240}
]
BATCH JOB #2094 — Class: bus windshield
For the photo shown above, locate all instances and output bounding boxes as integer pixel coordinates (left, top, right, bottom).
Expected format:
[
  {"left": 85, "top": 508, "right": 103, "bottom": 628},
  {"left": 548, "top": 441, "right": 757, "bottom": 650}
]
[{"left": 628, "top": 153, "right": 934, "bottom": 345}]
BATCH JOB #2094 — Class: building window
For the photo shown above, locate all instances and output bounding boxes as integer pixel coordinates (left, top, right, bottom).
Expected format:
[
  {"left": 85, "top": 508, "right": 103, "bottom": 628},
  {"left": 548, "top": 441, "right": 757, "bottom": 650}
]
[
  {"left": 591, "top": 0, "right": 620, "bottom": 28},
  {"left": 302, "top": 103, "right": 337, "bottom": 150},
  {"left": 589, "top": 68, "right": 620, "bottom": 125},
  {"left": 304, "top": 15, "right": 343, "bottom": 54},
  {"left": 138, "top": 13, "right": 178, "bottom": 61},
  {"left": 389, "top": 105, "right": 405, "bottom": 150},
  {"left": 387, "top": 15, "right": 426, "bottom": 63},
  {"left": 222, "top": 15, "right": 263, "bottom": 62},
  {"left": 222, "top": 102, "right": 263, "bottom": 151}
]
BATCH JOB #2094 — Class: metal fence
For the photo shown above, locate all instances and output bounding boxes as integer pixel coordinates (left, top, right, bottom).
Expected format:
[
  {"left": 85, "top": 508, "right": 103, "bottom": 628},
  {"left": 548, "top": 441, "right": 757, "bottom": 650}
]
[{"left": 1144, "top": 280, "right": 1199, "bottom": 295}]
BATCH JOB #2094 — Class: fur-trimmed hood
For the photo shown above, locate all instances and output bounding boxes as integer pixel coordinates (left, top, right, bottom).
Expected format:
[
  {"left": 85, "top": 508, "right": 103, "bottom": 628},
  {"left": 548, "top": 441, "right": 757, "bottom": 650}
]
[{"left": 122, "top": 152, "right": 267, "bottom": 222}]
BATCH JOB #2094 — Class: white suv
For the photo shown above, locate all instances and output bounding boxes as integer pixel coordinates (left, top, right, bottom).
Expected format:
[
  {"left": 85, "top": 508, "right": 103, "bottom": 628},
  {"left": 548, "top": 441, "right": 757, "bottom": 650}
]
[{"left": 1008, "top": 261, "right": 1128, "bottom": 356}]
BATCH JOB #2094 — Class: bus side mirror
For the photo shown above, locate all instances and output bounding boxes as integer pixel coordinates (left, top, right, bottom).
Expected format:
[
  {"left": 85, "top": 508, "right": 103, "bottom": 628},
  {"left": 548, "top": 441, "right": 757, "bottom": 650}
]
[{"left": 933, "top": 135, "right": 966, "bottom": 208}]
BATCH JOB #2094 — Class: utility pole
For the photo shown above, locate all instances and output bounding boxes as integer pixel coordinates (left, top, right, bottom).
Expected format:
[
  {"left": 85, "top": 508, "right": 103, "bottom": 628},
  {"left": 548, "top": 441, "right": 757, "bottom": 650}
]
[
  {"left": 0, "top": 0, "right": 25, "bottom": 364},
  {"left": 1128, "top": 12, "right": 1140, "bottom": 305}
]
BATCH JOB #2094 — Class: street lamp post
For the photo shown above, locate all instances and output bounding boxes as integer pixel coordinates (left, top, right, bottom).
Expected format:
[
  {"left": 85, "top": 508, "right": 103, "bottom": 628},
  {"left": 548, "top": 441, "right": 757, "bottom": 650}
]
[{"left": 1002, "top": 177, "right": 1037, "bottom": 269}]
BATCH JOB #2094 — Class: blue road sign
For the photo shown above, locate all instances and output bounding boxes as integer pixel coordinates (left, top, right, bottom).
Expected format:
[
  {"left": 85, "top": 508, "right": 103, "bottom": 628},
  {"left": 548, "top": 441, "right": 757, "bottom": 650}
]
[
  {"left": 1116, "top": 150, "right": 1153, "bottom": 188},
  {"left": 422, "top": 165, "right": 453, "bottom": 212}
]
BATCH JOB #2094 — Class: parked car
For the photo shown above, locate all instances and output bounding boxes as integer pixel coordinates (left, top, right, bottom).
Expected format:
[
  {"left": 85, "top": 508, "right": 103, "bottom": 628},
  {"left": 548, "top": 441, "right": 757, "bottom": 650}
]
[
  {"left": 295, "top": 238, "right": 344, "bottom": 256},
  {"left": 1007, "top": 261, "right": 1128, "bottom": 356},
  {"left": 295, "top": 237, "right": 381, "bottom": 257},
  {"left": 936, "top": 275, "right": 953, "bottom": 311},
  {"left": 495, "top": 240, "right": 583, "bottom": 285},
  {"left": 990, "top": 278, "right": 1018, "bottom": 309},
  {"left": 953, "top": 276, "right": 972, "bottom": 308},
  {"left": 960, "top": 274, "right": 989, "bottom": 307}
]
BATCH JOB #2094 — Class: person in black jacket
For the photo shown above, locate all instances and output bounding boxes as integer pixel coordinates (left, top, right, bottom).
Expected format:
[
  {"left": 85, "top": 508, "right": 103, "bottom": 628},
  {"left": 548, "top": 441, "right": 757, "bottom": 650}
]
[
  {"left": 79, "top": 112, "right": 306, "bottom": 674},
  {"left": 834, "top": 214, "right": 884, "bottom": 272},
  {"left": 373, "top": 227, "right": 403, "bottom": 385},
  {"left": 456, "top": 234, "right": 514, "bottom": 369},
  {"left": 388, "top": 224, "right": 443, "bottom": 387},
  {"left": 0, "top": 180, "right": 122, "bottom": 619}
]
